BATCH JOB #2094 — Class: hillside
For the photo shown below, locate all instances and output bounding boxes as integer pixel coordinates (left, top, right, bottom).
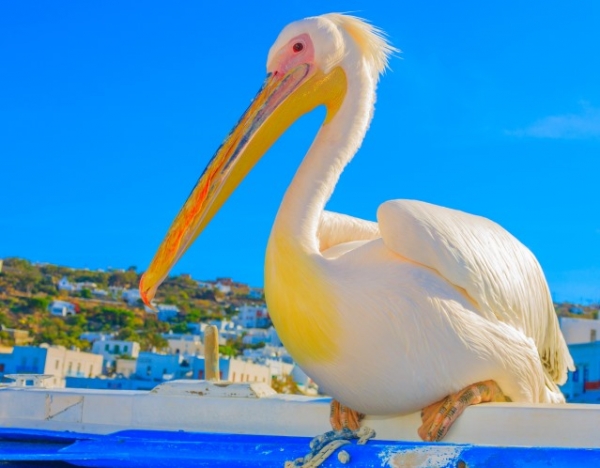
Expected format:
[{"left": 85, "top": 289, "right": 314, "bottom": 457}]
[
  {"left": 0, "top": 257, "right": 265, "bottom": 352},
  {"left": 1, "top": 257, "right": 598, "bottom": 353}
]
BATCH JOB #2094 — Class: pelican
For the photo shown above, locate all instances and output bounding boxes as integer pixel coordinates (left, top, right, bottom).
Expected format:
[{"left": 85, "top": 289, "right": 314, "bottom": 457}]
[{"left": 140, "top": 13, "right": 574, "bottom": 441}]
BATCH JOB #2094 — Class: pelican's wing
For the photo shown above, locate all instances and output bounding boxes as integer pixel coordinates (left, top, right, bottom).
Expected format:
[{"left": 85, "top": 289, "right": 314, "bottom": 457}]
[
  {"left": 318, "top": 210, "right": 380, "bottom": 253},
  {"left": 377, "top": 199, "right": 574, "bottom": 384}
]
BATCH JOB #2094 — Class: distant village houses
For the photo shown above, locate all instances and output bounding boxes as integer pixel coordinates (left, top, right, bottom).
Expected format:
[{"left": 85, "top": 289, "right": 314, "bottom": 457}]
[
  {"left": 156, "top": 304, "right": 180, "bottom": 322},
  {"left": 0, "top": 345, "right": 103, "bottom": 388},
  {"left": 560, "top": 317, "right": 600, "bottom": 403},
  {"left": 57, "top": 276, "right": 97, "bottom": 293},
  {"left": 196, "top": 278, "right": 232, "bottom": 294},
  {"left": 187, "top": 319, "right": 244, "bottom": 344},
  {"left": 91, "top": 339, "right": 140, "bottom": 371},
  {"left": 0, "top": 259, "right": 310, "bottom": 395},
  {"left": 235, "top": 304, "right": 269, "bottom": 328},
  {"left": 48, "top": 300, "right": 78, "bottom": 317},
  {"left": 162, "top": 332, "right": 204, "bottom": 356},
  {"left": 122, "top": 288, "right": 142, "bottom": 306}
]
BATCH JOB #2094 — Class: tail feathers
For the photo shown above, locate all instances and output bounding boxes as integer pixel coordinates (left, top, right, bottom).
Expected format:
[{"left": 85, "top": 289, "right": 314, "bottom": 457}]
[{"left": 542, "top": 367, "right": 567, "bottom": 403}]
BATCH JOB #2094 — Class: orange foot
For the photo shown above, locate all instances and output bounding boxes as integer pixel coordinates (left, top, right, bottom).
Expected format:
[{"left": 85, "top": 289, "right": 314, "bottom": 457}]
[
  {"left": 330, "top": 399, "right": 364, "bottom": 431},
  {"left": 418, "top": 379, "right": 511, "bottom": 442}
]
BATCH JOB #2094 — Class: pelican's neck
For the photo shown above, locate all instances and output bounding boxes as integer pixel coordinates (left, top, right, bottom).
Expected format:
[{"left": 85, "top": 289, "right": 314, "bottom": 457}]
[{"left": 273, "top": 65, "right": 377, "bottom": 253}]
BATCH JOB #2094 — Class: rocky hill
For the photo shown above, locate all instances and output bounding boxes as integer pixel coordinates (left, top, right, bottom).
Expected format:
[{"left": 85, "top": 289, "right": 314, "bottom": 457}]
[{"left": 0, "top": 257, "right": 265, "bottom": 352}]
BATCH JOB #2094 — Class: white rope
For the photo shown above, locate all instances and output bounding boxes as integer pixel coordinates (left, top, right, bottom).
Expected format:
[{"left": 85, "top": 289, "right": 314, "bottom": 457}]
[{"left": 284, "top": 426, "right": 376, "bottom": 467}]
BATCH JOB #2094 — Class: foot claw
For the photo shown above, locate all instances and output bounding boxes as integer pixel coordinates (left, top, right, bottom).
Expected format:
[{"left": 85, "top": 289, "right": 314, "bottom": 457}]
[{"left": 419, "top": 380, "right": 509, "bottom": 442}]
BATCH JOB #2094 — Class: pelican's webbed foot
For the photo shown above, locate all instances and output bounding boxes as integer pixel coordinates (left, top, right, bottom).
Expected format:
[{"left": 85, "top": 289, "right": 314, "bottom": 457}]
[{"left": 418, "top": 379, "right": 511, "bottom": 441}]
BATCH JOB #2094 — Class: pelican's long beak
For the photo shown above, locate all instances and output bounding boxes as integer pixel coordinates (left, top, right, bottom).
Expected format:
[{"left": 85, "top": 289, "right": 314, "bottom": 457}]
[{"left": 140, "top": 64, "right": 346, "bottom": 306}]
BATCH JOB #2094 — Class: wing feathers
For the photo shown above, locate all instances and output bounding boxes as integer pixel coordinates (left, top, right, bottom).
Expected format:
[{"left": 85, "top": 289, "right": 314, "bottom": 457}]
[
  {"left": 318, "top": 210, "right": 380, "bottom": 253},
  {"left": 377, "top": 199, "right": 574, "bottom": 384}
]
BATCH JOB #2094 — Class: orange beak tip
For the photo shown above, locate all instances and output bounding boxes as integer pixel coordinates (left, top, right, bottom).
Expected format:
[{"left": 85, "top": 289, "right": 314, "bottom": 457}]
[{"left": 139, "top": 273, "right": 156, "bottom": 310}]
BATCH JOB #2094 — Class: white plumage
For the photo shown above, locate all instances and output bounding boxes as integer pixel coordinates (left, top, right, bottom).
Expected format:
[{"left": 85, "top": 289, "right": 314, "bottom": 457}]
[
  {"left": 299, "top": 201, "right": 573, "bottom": 415},
  {"left": 264, "top": 13, "right": 574, "bottom": 417}
]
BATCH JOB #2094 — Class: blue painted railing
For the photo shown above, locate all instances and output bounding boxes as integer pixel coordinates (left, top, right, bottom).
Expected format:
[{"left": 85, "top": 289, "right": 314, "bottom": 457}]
[{"left": 0, "top": 428, "right": 599, "bottom": 467}]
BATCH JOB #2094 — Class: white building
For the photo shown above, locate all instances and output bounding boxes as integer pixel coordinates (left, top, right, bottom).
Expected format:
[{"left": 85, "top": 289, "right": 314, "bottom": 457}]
[
  {"left": 263, "top": 357, "right": 294, "bottom": 379},
  {"left": 57, "top": 276, "right": 76, "bottom": 292},
  {"left": 79, "top": 332, "right": 115, "bottom": 343},
  {"left": 57, "top": 276, "right": 100, "bottom": 293},
  {"left": 235, "top": 304, "right": 269, "bottom": 328},
  {"left": 136, "top": 352, "right": 193, "bottom": 381},
  {"left": 65, "top": 354, "right": 273, "bottom": 391},
  {"left": 187, "top": 320, "right": 243, "bottom": 344},
  {"left": 0, "top": 345, "right": 103, "bottom": 387},
  {"left": 91, "top": 340, "right": 140, "bottom": 369},
  {"left": 92, "top": 288, "right": 109, "bottom": 298},
  {"left": 122, "top": 289, "right": 142, "bottom": 306},
  {"left": 209, "top": 320, "right": 244, "bottom": 343},
  {"left": 115, "top": 358, "right": 137, "bottom": 378},
  {"left": 75, "top": 281, "right": 97, "bottom": 291},
  {"left": 48, "top": 300, "right": 77, "bottom": 317},
  {"left": 243, "top": 345, "right": 290, "bottom": 362},
  {"left": 214, "top": 281, "right": 231, "bottom": 294},
  {"left": 560, "top": 317, "right": 600, "bottom": 345},
  {"left": 162, "top": 333, "right": 204, "bottom": 356},
  {"left": 156, "top": 304, "right": 180, "bottom": 322},
  {"left": 195, "top": 278, "right": 231, "bottom": 294},
  {"left": 192, "top": 356, "right": 271, "bottom": 383}
]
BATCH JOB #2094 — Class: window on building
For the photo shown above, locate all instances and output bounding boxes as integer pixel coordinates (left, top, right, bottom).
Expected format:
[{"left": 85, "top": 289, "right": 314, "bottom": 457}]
[
  {"left": 146, "top": 366, "right": 151, "bottom": 376},
  {"left": 76, "top": 363, "right": 81, "bottom": 374},
  {"left": 55, "top": 360, "right": 60, "bottom": 370},
  {"left": 572, "top": 369, "right": 579, "bottom": 382},
  {"left": 232, "top": 372, "right": 236, "bottom": 382},
  {"left": 0, "top": 363, "right": 4, "bottom": 372},
  {"left": 105, "top": 344, "right": 109, "bottom": 351},
  {"left": 591, "top": 329, "right": 597, "bottom": 342},
  {"left": 67, "top": 362, "right": 73, "bottom": 375},
  {"left": 124, "top": 345, "right": 128, "bottom": 353},
  {"left": 114, "top": 345, "right": 120, "bottom": 354},
  {"left": 89, "top": 365, "right": 93, "bottom": 377},
  {"left": 198, "top": 370, "right": 204, "bottom": 379}
]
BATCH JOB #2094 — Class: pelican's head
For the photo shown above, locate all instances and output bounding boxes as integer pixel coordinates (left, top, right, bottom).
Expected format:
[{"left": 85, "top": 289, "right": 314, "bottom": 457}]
[{"left": 140, "top": 14, "right": 394, "bottom": 306}]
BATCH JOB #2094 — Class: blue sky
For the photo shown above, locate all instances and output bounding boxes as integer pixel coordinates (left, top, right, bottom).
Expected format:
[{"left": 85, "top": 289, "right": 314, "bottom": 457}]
[{"left": 1, "top": 2, "right": 599, "bottom": 303}]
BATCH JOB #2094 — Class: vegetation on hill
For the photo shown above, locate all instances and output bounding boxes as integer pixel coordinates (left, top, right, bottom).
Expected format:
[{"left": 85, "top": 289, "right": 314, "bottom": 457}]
[
  {"left": 2, "top": 257, "right": 597, "bottom": 353},
  {"left": 0, "top": 257, "right": 266, "bottom": 353}
]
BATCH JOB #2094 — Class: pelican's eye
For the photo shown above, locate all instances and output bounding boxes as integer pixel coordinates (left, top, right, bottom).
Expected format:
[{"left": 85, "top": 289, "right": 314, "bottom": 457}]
[{"left": 292, "top": 42, "right": 304, "bottom": 53}]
